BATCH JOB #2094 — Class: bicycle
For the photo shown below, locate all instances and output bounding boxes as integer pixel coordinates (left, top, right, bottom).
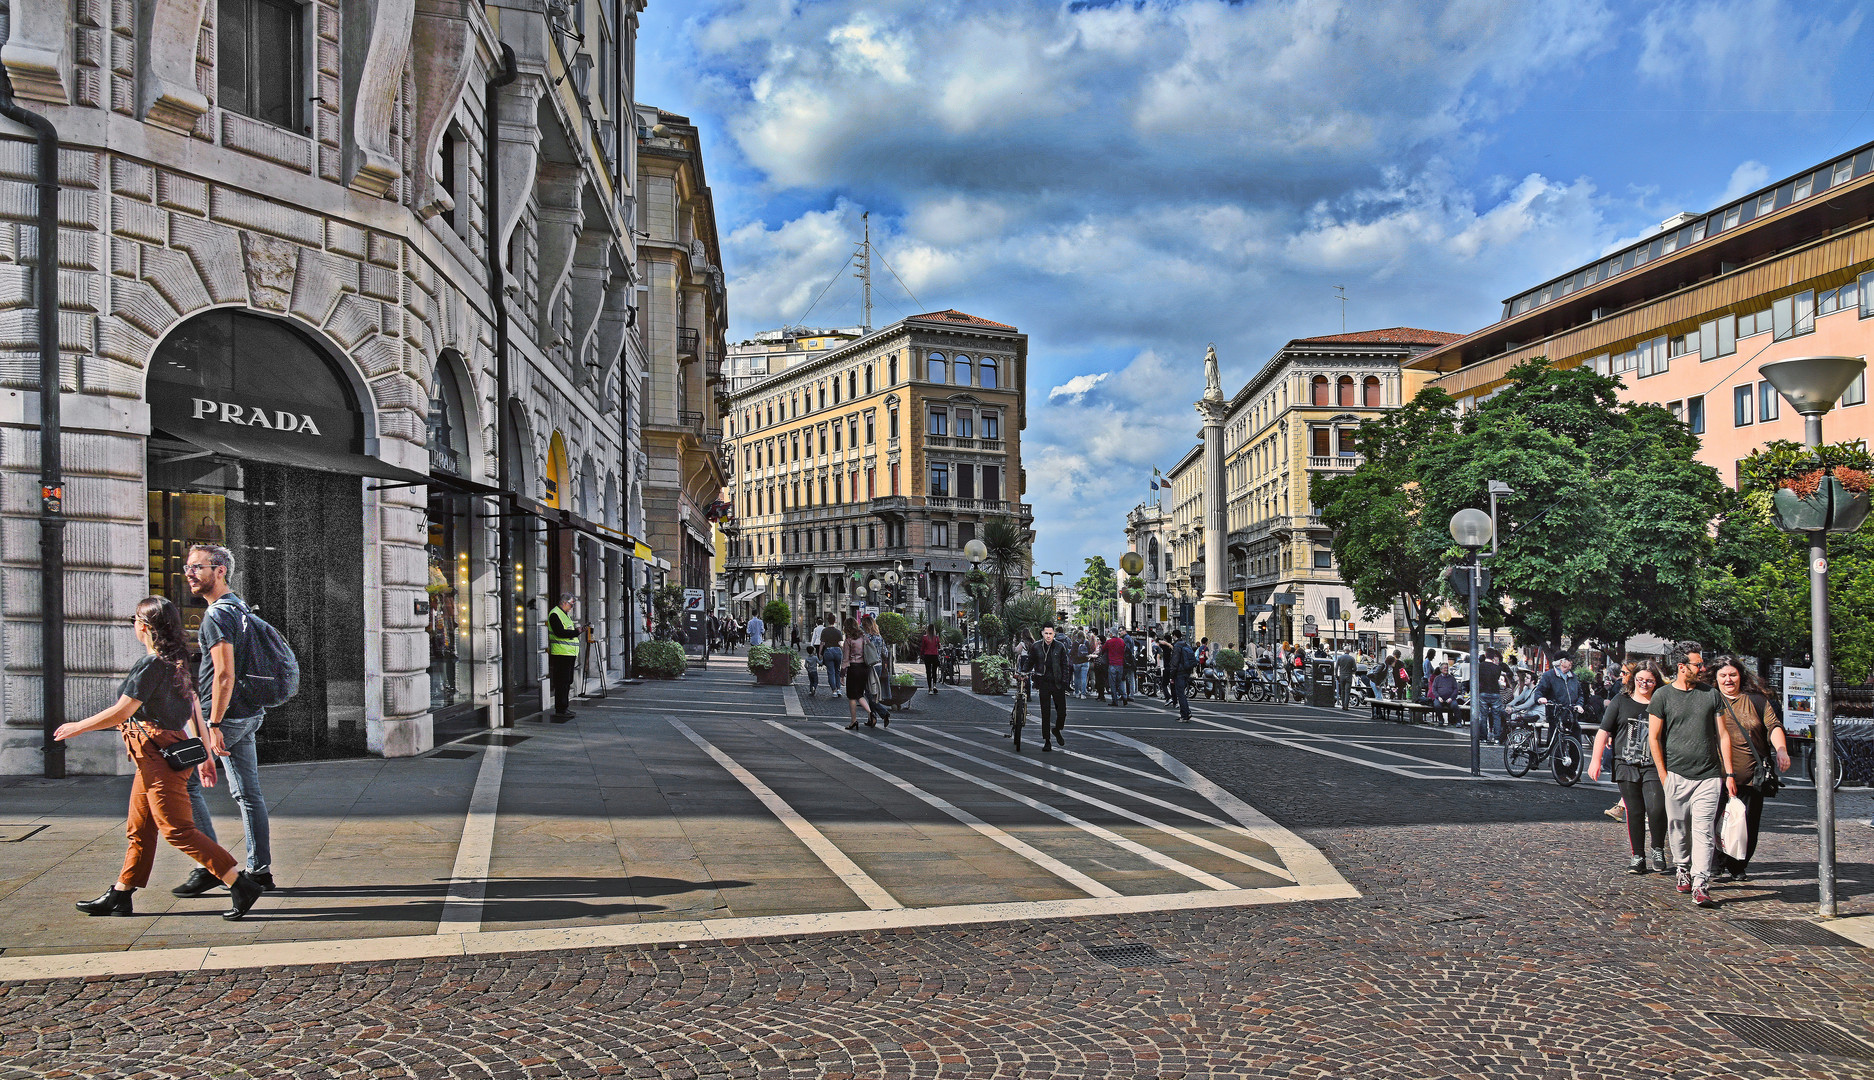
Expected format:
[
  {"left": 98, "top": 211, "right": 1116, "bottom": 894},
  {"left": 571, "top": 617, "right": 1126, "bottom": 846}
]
[{"left": 1503, "top": 702, "right": 1584, "bottom": 786}]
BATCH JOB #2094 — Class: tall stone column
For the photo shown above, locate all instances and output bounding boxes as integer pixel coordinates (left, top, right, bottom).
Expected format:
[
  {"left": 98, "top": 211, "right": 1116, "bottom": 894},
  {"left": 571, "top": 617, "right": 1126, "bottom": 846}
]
[{"left": 1195, "top": 346, "right": 1238, "bottom": 649}]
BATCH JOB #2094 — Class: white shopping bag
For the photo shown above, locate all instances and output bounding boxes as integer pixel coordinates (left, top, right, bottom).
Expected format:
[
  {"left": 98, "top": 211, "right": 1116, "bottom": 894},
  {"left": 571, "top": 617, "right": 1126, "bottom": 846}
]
[{"left": 1719, "top": 798, "right": 1749, "bottom": 861}]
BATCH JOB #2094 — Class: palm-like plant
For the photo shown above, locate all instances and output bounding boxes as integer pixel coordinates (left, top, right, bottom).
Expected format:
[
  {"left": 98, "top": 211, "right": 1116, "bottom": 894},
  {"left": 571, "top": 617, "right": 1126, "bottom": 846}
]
[{"left": 980, "top": 516, "right": 1030, "bottom": 610}]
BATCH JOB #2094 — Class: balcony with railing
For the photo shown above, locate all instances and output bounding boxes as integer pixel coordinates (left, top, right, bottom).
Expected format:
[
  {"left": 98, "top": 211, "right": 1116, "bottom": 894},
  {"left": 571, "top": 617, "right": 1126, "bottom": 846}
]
[
  {"left": 677, "top": 327, "right": 700, "bottom": 358},
  {"left": 703, "top": 349, "right": 723, "bottom": 384},
  {"left": 926, "top": 435, "right": 951, "bottom": 447},
  {"left": 1307, "top": 454, "right": 1363, "bottom": 470}
]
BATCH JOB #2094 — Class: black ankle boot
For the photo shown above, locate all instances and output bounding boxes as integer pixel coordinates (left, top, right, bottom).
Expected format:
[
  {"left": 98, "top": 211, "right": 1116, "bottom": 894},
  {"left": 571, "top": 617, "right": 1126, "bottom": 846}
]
[
  {"left": 222, "top": 871, "right": 264, "bottom": 920},
  {"left": 76, "top": 887, "right": 135, "bottom": 917}
]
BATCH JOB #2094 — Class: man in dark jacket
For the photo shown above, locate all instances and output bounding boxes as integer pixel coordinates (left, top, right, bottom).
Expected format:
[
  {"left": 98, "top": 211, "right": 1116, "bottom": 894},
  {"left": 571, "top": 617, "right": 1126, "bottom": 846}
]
[
  {"left": 1026, "top": 625, "right": 1074, "bottom": 751},
  {"left": 1536, "top": 656, "right": 1586, "bottom": 720},
  {"left": 1428, "top": 663, "right": 1461, "bottom": 726}
]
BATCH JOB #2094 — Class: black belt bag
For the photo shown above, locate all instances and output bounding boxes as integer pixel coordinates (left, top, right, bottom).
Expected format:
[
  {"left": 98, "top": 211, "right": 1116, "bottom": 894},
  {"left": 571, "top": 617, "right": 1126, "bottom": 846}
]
[{"left": 160, "top": 737, "right": 209, "bottom": 772}]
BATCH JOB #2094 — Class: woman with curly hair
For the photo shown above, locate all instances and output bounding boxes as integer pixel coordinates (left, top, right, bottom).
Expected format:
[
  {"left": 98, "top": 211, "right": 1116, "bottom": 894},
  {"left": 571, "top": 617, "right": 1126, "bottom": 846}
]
[{"left": 54, "top": 596, "right": 265, "bottom": 920}]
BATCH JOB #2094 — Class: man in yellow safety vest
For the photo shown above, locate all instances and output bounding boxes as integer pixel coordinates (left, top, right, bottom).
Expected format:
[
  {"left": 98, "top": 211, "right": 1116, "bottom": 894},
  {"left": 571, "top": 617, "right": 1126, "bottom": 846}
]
[{"left": 548, "top": 593, "right": 581, "bottom": 719}]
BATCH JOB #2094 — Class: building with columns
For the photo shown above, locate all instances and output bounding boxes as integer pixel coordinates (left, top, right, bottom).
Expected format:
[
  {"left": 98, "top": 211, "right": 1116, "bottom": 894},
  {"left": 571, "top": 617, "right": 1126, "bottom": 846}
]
[
  {"left": 719, "top": 310, "right": 1030, "bottom": 635},
  {"left": 1122, "top": 499, "right": 1171, "bottom": 631},
  {"left": 0, "top": 0, "right": 651, "bottom": 773},
  {"left": 634, "top": 105, "right": 726, "bottom": 595},
  {"left": 1223, "top": 329, "right": 1450, "bottom": 648},
  {"left": 1160, "top": 444, "right": 1204, "bottom": 631}
]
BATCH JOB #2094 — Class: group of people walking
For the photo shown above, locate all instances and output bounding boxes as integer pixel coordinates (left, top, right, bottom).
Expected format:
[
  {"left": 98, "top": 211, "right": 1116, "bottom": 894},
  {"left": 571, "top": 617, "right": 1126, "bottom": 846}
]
[
  {"left": 1587, "top": 644, "right": 1791, "bottom": 909},
  {"left": 55, "top": 544, "right": 274, "bottom": 920},
  {"left": 800, "top": 613, "right": 893, "bottom": 730}
]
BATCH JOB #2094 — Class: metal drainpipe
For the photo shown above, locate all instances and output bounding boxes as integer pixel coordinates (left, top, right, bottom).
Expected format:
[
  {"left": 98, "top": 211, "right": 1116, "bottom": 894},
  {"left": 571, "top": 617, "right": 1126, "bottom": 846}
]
[
  {"left": 486, "top": 45, "right": 518, "bottom": 727},
  {"left": 0, "top": 71, "right": 65, "bottom": 778}
]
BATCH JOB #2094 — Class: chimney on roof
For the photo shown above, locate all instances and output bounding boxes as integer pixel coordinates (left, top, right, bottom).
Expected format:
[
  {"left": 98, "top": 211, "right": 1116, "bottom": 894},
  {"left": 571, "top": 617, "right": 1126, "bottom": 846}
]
[{"left": 1659, "top": 211, "right": 1698, "bottom": 231}]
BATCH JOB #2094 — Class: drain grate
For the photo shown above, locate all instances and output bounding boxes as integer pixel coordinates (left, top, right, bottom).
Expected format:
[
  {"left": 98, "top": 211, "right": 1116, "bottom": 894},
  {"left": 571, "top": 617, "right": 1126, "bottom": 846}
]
[
  {"left": 1707, "top": 1013, "right": 1874, "bottom": 1060},
  {"left": 428, "top": 748, "right": 478, "bottom": 760},
  {"left": 0, "top": 824, "right": 48, "bottom": 843},
  {"left": 1729, "top": 919, "right": 1860, "bottom": 947},
  {"left": 1087, "top": 943, "right": 1170, "bottom": 967},
  {"left": 460, "top": 732, "right": 531, "bottom": 747}
]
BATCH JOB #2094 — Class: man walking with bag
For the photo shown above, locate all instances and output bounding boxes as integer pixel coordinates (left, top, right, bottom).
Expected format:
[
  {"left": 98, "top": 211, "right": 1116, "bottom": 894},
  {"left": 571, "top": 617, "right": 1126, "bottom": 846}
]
[
  {"left": 1025, "top": 625, "right": 1073, "bottom": 751},
  {"left": 1170, "top": 630, "right": 1197, "bottom": 723},
  {"left": 1648, "top": 644, "right": 1725, "bottom": 909},
  {"left": 175, "top": 544, "right": 277, "bottom": 900}
]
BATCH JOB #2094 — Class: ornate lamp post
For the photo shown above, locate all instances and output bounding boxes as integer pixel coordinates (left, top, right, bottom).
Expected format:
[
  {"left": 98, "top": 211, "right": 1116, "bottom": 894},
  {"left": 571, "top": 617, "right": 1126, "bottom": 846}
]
[
  {"left": 965, "top": 537, "right": 989, "bottom": 653},
  {"left": 885, "top": 569, "right": 900, "bottom": 612},
  {"left": 1120, "top": 550, "right": 1145, "bottom": 630},
  {"left": 1759, "top": 354, "right": 1867, "bottom": 920},
  {"left": 1450, "top": 507, "right": 1493, "bottom": 778}
]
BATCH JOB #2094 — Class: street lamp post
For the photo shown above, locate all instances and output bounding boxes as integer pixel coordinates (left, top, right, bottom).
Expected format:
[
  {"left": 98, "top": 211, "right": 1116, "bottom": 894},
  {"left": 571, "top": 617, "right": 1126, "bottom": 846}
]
[
  {"left": 1120, "top": 551, "right": 1145, "bottom": 631},
  {"left": 1450, "top": 507, "right": 1493, "bottom": 778},
  {"left": 1760, "top": 354, "right": 1867, "bottom": 920},
  {"left": 965, "top": 538, "right": 989, "bottom": 655}
]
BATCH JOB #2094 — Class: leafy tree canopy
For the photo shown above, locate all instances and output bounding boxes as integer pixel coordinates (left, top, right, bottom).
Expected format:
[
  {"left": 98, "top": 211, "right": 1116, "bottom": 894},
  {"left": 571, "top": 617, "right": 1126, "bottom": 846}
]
[{"left": 1076, "top": 556, "right": 1117, "bottom": 628}]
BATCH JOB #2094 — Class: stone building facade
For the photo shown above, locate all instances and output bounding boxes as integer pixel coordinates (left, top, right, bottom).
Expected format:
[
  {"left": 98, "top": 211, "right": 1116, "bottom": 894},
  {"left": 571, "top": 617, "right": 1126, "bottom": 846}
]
[
  {"left": 720, "top": 310, "right": 1030, "bottom": 635},
  {"left": 1221, "top": 329, "right": 1447, "bottom": 648},
  {"left": 0, "top": 0, "right": 647, "bottom": 774},
  {"left": 634, "top": 105, "right": 725, "bottom": 594}
]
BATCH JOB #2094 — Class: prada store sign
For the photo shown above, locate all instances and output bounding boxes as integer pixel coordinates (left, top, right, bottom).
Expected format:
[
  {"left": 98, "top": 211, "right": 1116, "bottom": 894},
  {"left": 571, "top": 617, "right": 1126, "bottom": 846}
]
[
  {"left": 188, "top": 397, "right": 327, "bottom": 436},
  {"left": 147, "top": 310, "right": 425, "bottom": 483}
]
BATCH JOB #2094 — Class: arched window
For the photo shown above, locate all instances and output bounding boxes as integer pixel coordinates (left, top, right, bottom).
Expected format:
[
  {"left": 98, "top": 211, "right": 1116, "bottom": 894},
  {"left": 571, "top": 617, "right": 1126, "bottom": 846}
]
[
  {"left": 889, "top": 355, "right": 898, "bottom": 383},
  {"left": 1337, "top": 376, "right": 1355, "bottom": 406},
  {"left": 865, "top": 366, "right": 874, "bottom": 393},
  {"left": 1147, "top": 538, "right": 1160, "bottom": 577},
  {"left": 1363, "top": 376, "right": 1382, "bottom": 406},
  {"left": 955, "top": 355, "right": 973, "bottom": 386},
  {"left": 928, "top": 352, "right": 947, "bottom": 383},
  {"left": 1311, "top": 375, "right": 1329, "bottom": 406}
]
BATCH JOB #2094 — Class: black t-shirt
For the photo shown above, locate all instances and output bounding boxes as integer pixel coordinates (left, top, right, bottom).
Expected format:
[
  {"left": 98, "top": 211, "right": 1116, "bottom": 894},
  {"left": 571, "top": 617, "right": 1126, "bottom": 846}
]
[{"left": 119, "top": 654, "right": 195, "bottom": 732}]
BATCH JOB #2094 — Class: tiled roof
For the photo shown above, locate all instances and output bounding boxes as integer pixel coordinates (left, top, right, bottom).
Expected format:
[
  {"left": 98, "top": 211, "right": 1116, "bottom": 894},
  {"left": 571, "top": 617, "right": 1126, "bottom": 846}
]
[
  {"left": 1291, "top": 327, "right": 1462, "bottom": 346},
  {"left": 908, "top": 309, "right": 1018, "bottom": 330}
]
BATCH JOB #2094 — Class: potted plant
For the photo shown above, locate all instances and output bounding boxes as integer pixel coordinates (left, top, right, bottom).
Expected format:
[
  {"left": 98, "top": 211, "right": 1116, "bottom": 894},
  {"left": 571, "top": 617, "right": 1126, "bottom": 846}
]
[
  {"left": 887, "top": 671, "right": 918, "bottom": 707},
  {"left": 1214, "top": 648, "right": 1244, "bottom": 674},
  {"left": 973, "top": 654, "right": 1015, "bottom": 695},
  {"left": 747, "top": 644, "right": 800, "bottom": 686},
  {"left": 1745, "top": 440, "right": 1873, "bottom": 533},
  {"left": 633, "top": 639, "right": 685, "bottom": 679}
]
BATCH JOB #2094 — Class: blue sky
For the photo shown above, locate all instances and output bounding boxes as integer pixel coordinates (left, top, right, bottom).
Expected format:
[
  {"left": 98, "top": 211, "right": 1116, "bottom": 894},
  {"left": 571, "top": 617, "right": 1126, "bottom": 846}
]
[{"left": 635, "top": 0, "right": 1874, "bottom": 578}]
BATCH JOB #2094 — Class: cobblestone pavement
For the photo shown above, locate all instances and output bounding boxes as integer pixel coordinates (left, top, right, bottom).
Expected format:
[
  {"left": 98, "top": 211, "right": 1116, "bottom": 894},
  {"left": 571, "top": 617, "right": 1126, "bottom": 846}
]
[{"left": 2, "top": 667, "right": 1872, "bottom": 1078}]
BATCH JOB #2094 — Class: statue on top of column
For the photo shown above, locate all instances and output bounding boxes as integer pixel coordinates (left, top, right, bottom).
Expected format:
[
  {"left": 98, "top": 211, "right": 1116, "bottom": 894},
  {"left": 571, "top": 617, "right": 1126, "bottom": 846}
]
[{"left": 1202, "top": 343, "right": 1224, "bottom": 402}]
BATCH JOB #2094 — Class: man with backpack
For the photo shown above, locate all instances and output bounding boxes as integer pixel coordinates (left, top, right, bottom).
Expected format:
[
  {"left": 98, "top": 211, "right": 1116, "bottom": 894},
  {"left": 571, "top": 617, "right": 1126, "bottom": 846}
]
[
  {"left": 1170, "top": 630, "right": 1197, "bottom": 723},
  {"left": 176, "top": 544, "right": 279, "bottom": 903}
]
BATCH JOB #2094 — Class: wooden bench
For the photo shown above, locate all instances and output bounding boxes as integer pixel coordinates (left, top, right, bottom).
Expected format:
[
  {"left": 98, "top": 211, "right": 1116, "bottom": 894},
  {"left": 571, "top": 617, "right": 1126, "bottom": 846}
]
[{"left": 1372, "top": 699, "right": 1438, "bottom": 725}]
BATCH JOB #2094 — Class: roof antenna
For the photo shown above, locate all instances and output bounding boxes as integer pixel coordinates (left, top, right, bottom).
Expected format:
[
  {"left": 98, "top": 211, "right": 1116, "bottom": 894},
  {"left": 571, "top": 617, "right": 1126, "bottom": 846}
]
[
  {"left": 853, "top": 212, "right": 873, "bottom": 334},
  {"left": 1332, "top": 284, "right": 1347, "bottom": 333}
]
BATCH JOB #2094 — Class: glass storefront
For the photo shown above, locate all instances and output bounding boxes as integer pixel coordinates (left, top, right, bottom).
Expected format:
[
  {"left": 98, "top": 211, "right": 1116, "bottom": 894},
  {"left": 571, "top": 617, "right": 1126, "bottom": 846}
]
[
  {"left": 425, "top": 362, "right": 477, "bottom": 723},
  {"left": 147, "top": 448, "right": 366, "bottom": 761}
]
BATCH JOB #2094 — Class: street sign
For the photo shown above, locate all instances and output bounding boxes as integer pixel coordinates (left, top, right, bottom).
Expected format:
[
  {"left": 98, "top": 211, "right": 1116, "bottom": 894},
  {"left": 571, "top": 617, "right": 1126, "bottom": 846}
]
[
  {"left": 1246, "top": 603, "right": 1273, "bottom": 613},
  {"left": 682, "top": 589, "right": 705, "bottom": 612},
  {"left": 1271, "top": 592, "right": 1296, "bottom": 606}
]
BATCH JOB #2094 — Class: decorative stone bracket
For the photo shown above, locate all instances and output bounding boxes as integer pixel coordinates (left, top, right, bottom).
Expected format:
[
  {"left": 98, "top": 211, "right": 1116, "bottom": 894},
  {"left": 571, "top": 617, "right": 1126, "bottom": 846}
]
[
  {"left": 138, "top": 0, "right": 210, "bottom": 132},
  {"left": 1, "top": 0, "right": 71, "bottom": 103},
  {"left": 343, "top": 0, "right": 417, "bottom": 197},
  {"left": 410, "top": 0, "right": 479, "bottom": 219}
]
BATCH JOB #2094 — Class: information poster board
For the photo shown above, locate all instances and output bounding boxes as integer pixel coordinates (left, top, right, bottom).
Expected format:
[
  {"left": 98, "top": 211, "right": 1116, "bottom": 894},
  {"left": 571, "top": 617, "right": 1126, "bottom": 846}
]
[{"left": 1783, "top": 666, "right": 1816, "bottom": 735}]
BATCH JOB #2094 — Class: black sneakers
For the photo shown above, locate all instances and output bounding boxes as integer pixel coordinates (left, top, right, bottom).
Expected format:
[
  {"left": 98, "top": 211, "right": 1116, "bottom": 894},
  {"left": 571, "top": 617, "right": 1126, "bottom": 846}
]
[
  {"left": 172, "top": 867, "right": 222, "bottom": 897},
  {"left": 1626, "top": 855, "right": 1647, "bottom": 874}
]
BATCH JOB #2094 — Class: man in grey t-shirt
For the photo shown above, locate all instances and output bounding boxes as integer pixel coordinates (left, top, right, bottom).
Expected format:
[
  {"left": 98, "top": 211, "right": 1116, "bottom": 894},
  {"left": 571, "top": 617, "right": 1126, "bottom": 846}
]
[
  {"left": 1648, "top": 643, "right": 1721, "bottom": 908},
  {"left": 175, "top": 544, "right": 275, "bottom": 907}
]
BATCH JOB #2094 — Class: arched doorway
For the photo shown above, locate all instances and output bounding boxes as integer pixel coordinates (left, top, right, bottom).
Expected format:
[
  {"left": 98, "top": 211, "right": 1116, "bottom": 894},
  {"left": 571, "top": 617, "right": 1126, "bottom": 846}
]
[
  {"left": 426, "top": 355, "right": 477, "bottom": 720},
  {"left": 145, "top": 310, "right": 378, "bottom": 762}
]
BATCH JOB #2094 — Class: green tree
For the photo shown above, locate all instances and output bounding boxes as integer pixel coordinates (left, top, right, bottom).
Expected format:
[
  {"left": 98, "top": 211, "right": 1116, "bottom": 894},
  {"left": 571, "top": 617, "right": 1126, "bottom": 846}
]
[
  {"left": 761, "top": 599, "right": 792, "bottom": 629},
  {"left": 1414, "top": 362, "right": 1722, "bottom": 654},
  {"left": 981, "top": 516, "right": 1031, "bottom": 611},
  {"left": 1001, "top": 592, "right": 1057, "bottom": 642},
  {"left": 1314, "top": 386, "right": 1460, "bottom": 684},
  {"left": 1075, "top": 556, "right": 1117, "bottom": 628},
  {"left": 1695, "top": 453, "right": 1874, "bottom": 684},
  {"left": 651, "top": 584, "right": 686, "bottom": 636}
]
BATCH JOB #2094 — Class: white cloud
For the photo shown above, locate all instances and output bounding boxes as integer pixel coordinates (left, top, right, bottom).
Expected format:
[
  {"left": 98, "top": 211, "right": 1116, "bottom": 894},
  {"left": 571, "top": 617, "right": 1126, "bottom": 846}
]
[
  {"left": 1048, "top": 372, "right": 1110, "bottom": 400},
  {"left": 640, "top": 0, "right": 1866, "bottom": 574},
  {"left": 1638, "top": 0, "right": 1862, "bottom": 104},
  {"left": 1718, "top": 160, "right": 1772, "bottom": 203}
]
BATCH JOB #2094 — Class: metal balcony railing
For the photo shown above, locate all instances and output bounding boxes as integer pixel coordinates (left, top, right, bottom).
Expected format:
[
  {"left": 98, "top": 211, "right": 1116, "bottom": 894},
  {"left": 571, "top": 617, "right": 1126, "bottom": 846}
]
[{"left": 677, "top": 327, "right": 700, "bottom": 358}]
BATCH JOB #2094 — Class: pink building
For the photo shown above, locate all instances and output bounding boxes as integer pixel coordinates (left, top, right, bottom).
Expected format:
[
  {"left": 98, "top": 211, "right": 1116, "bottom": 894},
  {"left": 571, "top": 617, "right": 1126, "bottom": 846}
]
[{"left": 1407, "top": 143, "right": 1873, "bottom": 480}]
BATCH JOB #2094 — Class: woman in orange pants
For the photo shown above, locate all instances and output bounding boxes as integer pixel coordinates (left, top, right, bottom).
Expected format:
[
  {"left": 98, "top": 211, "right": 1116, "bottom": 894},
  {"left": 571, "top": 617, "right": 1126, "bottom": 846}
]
[{"left": 54, "top": 596, "right": 265, "bottom": 920}]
